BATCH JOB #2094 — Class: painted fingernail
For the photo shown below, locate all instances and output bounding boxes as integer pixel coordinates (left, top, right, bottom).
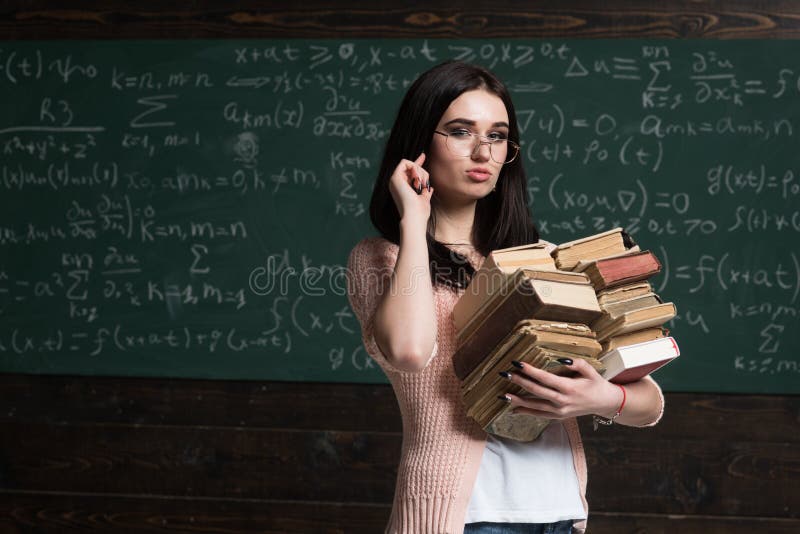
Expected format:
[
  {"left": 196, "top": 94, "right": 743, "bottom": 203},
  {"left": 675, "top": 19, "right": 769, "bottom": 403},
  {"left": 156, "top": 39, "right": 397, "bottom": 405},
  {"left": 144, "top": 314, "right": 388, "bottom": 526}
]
[
  {"left": 511, "top": 360, "right": 523, "bottom": 369},
  {"left": 557, "top": 358, "right": 573, "bottom": 365},
  {"left": 497, "top": 394, "right": 511, "bottom": 403},
  {"left": 498, "top": 371, "right": 512, "bottom": 379},
  {"left": 426, "top": 179, "right": 431, "bottom": 191}
]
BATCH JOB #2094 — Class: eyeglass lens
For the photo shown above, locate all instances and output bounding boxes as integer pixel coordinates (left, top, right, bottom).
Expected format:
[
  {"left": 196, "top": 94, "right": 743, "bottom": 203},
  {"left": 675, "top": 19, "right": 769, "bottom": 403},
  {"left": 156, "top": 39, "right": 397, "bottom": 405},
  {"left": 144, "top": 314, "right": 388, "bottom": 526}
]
[{"left": 446, "top": 134, "right": 518, "bottom": 164}]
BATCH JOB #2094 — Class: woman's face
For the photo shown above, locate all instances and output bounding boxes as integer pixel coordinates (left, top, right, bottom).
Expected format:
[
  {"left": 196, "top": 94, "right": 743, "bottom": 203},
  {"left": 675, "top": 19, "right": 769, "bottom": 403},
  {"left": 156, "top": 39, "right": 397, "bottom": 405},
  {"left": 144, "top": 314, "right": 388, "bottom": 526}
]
[{"left": 428, "top": 89, "right": 510, "bottom": 206}]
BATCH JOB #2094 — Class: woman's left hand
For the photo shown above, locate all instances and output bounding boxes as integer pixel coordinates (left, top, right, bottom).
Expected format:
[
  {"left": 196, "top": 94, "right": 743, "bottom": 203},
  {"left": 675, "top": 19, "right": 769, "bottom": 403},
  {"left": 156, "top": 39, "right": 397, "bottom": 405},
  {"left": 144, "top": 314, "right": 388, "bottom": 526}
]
[{"left": 502, "top": 359, "right": 622, "bottom": 420}]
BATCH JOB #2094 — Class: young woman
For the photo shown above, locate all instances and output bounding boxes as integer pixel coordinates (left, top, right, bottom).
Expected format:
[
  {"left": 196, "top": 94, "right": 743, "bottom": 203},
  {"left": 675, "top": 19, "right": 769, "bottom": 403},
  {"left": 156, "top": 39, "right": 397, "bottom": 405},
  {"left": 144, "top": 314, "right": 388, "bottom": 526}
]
[{"left": 347, "top": 60, "right": 664, "bottom": 534}]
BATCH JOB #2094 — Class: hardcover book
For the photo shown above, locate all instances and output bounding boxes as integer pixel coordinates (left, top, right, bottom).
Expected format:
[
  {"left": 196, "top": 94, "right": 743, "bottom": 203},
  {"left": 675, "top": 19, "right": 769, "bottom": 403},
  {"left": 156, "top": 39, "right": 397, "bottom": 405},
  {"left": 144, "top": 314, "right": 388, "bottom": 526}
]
[
  {"left": 453, "top": 242, "right": 555, "bottom": 333},
  {"left": 552, "top": 228, "right": 635, "bottom": 271},
  {"left": 600, "top": 336, "right": 680, "bottom": 383},
  {"left": 453, "top": 270, "right": 603, "bottom": 380},
  {"left": 596, "top": 281, "right": 653, "bottom": 306},
  {"left": 580, "top": 250, "right": 662, "bottom": 291},
  {"left": 601, "top": 327, "right": 667, "bottom": 353},
  {"left": 592, "top": 302, "right": 677, "bottom": 342}
]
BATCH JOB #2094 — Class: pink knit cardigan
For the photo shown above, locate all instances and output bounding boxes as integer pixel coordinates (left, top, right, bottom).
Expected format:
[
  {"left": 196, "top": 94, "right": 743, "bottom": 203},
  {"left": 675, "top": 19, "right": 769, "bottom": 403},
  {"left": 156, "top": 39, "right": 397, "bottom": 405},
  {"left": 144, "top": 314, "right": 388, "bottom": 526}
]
[{"left": 346, "top": 236, "right": 664, "bottom": 534}]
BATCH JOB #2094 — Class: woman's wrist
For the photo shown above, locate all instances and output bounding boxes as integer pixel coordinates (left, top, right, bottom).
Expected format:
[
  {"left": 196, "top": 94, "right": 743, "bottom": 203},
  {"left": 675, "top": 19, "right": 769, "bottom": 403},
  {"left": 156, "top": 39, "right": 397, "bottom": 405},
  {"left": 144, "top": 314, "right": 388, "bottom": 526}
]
[
  {"left": 593, "top": 383, "right": 626, "bottom": 429},
  {"left": 399, "top": 216, "right": 429, "bottom": 238}
]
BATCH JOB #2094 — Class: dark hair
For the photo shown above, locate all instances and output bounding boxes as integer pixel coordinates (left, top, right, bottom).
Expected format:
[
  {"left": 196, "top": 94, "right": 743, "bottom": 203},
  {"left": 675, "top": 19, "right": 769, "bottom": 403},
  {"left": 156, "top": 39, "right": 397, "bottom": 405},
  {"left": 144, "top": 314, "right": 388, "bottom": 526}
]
[{"left": 369, "top": 60, "right": 540, "bottom": 289}]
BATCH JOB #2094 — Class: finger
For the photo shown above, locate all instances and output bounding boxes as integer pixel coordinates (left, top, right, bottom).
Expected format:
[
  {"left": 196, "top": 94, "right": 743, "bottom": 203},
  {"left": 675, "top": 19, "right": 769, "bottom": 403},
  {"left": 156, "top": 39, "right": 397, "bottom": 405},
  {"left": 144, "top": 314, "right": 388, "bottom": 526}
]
[
  {"left": 512, "top": 360, "right": 569, "bottom": 392},
  {"left": 503, "top": 370, "right": 563, "bottom": 405},
  {"left": 404, "top": 161, "right": 421, "bottom": 188},
  {"left": 408, "top": 159, "right": 429, "bottom": 184},
  {"left": 504, "top": 393, "right": 561, "bottom": 416},
  {"left": 414, "top": 152, "right": 426, "bottom": 167},
  {"left": 566, "top": 357, "right": 601, "bottom": 379}
]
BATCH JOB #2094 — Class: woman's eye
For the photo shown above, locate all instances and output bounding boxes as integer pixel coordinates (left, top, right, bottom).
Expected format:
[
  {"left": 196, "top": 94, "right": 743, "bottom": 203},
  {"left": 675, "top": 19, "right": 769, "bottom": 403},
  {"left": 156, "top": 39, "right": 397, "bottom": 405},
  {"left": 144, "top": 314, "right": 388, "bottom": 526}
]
[
  {"left": 449, "top": 129, "right": 471, "bottom": 137},
  {"left": 488, "top": 132, "right": 508, "bottom": 141}
]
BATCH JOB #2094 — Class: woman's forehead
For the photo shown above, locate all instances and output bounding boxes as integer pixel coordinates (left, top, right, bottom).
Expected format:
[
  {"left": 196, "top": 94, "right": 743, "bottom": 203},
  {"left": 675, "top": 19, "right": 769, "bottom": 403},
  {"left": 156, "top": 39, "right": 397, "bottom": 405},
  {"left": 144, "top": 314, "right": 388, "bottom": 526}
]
[{"left": 439, "top": 89, "right": 508, "bottom": 125}]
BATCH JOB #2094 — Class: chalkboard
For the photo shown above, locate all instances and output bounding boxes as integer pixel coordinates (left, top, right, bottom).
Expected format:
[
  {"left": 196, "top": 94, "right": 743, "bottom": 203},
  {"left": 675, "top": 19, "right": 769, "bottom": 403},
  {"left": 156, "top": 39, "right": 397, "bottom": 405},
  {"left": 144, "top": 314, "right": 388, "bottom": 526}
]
[{"left": 1, "top": 40, "right": 797, "bottom": 394}]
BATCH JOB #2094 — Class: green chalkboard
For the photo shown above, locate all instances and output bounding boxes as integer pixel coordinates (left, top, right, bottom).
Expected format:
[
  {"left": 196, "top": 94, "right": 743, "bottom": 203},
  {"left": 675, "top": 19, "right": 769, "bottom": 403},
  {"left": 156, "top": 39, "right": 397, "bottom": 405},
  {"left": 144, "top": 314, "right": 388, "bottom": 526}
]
[{"left": 1, "top": 40, "right": 798, "bottom": 393}]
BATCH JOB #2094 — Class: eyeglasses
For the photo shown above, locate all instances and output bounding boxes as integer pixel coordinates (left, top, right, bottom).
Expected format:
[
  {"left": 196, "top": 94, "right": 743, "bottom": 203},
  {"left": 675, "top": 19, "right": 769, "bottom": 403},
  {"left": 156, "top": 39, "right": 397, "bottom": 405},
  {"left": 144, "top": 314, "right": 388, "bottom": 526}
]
[{"left": 433, "top": 130, "right": 520, "bottom": 164}]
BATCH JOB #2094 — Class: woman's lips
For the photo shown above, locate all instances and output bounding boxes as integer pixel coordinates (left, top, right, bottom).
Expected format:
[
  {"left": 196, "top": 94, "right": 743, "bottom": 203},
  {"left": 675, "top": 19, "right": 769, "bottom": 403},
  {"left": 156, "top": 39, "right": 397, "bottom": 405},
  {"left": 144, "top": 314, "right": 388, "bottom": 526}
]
[{"left": 467, "top": 170, "right": 492, "bottom": 182}]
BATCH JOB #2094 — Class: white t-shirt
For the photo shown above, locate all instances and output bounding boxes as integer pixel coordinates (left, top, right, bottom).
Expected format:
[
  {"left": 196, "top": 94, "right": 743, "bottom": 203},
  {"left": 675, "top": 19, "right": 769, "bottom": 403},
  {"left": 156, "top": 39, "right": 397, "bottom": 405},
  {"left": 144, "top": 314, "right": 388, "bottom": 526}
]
[{"left": 464, "top": 421, "right": 587, "bottom": 524}]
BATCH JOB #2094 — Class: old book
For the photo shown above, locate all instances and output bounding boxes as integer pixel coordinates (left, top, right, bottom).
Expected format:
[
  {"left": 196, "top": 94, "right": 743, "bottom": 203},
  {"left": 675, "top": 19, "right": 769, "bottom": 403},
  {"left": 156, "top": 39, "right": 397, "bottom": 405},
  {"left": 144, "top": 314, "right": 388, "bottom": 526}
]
[
  {"left": 467, "top": 345, "right": 605, "bottom": 441},
  {"left": 465, "top": 344, "right": 605, "bottom": 412},
  {"left": 601, "top": 293, "right": 663, "bottom": 319},
  {"left": 485, "top": 406, "right": 552, "bottom": 442},
  {"left": 453, "top": 242, "right": 556, "bottom": 333},
  {"left": 456, "top": 269, "right": 592, "bottom": 342},
  {"left": 452, "top": 270, "right": 602, "bottom": 380},
  {"left": 596, "top": 281, "right": 653, "bottom": 306},
  {"left": 600, "top": 336, "right": 680, "bottom": 383},
  {"left": 580, "top": 250, "right": 662, "bottom": 291},
  {"left": 457, "top": 269, "right": 599, "bottom": 346},
  {"left": 466, "top": 347, "right": 586, "bottom": 423},
  {"left": 593, "top": 302, "right": 677, "bottom": 342},
  {"left": 601, "top": 327, "right": 667, "bottom": 353},
  {"left": 552, "top": 228, "right": 635, "bottom": 271},
  {"left": 460, "top": 319, "right": 603, "bottom": 394},
  {"left": 572, "top": 247, "right": 641, "bottom": 272}
]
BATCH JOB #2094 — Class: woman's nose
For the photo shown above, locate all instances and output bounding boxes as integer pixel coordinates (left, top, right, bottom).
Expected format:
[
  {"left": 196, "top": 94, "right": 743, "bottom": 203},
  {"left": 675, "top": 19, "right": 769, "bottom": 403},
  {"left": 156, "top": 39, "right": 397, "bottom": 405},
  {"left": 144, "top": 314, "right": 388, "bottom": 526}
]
[{"left": 471, "top": 140, "right": 491, "bottom": 161}]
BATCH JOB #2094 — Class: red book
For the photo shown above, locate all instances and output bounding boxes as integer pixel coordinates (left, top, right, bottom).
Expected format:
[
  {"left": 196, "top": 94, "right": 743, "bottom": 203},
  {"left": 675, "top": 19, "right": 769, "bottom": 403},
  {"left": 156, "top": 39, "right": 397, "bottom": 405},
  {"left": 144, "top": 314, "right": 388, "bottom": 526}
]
[
  {"left": 599, "top": 336, "right": 680, "bottom": 384},
  {"left": 581, "top": 251, "right": 661, "bottom": 291}
]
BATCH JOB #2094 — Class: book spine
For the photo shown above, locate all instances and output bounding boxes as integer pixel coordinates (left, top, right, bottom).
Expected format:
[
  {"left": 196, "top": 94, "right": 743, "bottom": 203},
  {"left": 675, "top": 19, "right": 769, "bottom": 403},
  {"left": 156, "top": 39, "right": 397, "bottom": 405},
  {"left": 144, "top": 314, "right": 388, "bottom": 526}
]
[
  {"left": 453, "top": 261, "right": 505, "bottom": 331},
  {"left": 453, "top": 285, "right": 545, "bottom": 380}
]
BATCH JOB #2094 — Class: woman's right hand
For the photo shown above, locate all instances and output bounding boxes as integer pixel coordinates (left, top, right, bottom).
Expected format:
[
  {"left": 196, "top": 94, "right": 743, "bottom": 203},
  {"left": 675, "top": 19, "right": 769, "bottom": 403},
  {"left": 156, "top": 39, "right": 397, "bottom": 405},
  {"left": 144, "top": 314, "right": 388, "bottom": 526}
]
[{"left": 387, "top": 153, "right": 434, "bottom": 225}]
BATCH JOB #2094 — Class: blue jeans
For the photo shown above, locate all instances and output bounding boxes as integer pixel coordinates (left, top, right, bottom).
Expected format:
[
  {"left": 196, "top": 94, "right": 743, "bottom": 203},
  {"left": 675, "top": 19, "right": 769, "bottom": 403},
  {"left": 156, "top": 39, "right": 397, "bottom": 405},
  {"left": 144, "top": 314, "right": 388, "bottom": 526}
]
[{"left": 464, "top": 520, "right": 574, "bottom": 534}]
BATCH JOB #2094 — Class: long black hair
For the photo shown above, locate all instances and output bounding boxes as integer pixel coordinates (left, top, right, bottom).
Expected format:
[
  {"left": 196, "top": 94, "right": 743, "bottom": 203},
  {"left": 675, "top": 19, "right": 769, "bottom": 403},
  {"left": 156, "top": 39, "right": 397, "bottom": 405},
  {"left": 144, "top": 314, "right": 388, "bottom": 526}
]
[{"left": 369, "top": 60, "right": 539, "bottom": 289}]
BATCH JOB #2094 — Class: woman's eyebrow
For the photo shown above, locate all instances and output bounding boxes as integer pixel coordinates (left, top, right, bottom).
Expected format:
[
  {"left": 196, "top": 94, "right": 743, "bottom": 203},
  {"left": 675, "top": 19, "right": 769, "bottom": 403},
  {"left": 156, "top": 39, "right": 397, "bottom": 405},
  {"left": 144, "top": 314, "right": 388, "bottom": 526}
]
[{"left": 443, "top": 118, "right": 509, "bottom": 128}]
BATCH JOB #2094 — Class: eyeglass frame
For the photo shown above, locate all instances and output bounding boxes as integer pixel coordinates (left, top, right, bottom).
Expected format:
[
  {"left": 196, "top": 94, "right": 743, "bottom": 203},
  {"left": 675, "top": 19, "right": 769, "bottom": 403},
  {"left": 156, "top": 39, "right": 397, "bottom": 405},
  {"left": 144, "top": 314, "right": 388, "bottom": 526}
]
[{"left": 433, "top": 130, "right": 520, "bottom": 165}]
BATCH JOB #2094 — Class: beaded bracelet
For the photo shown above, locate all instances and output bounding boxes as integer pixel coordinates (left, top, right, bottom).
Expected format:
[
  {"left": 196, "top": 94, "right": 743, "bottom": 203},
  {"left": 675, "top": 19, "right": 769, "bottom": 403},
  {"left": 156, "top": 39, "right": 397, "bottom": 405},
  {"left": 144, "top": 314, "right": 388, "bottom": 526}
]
[{"left": 592, "top": 383, "right": 627, "bottom": 430}]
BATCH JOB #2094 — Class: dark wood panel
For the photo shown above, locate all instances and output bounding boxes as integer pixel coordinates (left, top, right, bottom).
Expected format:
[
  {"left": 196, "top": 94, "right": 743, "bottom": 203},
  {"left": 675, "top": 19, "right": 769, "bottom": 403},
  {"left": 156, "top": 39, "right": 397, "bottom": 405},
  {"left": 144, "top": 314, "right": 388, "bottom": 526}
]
[
  {"left": 1, "top": 374, "right": 798, "bottom": 442},
  {"left": 1, "top": 1, "right": 800, "bottom": 39},
  {"left": 1, "top": 419, "right": 798, "bottom": 517},
  {"left": 1, "top": 493, "right": 799, "bottom": 534},
  {"left": 0, "top": 492, "right": 391, "bottom": 533},
  {"left": 0, "top": 422, "right": 399, "bottom": 503},
  {"left": 588, "top": 512, "right": 800, "bottom": 534},
  {"left": 0, "top": 374, "right": 403, "bottom": 432},
  {"left": 584, "top": 439, "right": 800, "bottom": 517}
]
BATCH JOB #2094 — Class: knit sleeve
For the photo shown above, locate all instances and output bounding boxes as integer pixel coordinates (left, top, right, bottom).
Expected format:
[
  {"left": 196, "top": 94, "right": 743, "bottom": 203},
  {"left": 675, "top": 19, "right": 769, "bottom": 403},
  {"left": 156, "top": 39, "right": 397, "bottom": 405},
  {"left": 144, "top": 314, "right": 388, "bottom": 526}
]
[
  {"left": 634, "top": 375, "right": 665, "bottom": 427},
  {"left": 346, "top": 237, "right": 438, "bottom": 373}
]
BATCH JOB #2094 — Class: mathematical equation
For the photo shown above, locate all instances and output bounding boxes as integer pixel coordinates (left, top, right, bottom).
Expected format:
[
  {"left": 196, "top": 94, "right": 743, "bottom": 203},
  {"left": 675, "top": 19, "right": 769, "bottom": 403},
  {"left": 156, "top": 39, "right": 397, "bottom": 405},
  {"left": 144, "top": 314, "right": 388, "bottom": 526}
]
[{"left": 1, "top": 40, "right": 798, "bottom": 389}]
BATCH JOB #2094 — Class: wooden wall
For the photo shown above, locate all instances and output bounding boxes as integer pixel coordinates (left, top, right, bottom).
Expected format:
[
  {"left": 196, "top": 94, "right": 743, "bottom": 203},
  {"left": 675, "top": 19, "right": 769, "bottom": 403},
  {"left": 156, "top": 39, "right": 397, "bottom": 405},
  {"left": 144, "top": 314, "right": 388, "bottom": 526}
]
[{"left": 1, "top": 2, "right": 799, "bottom": 532}]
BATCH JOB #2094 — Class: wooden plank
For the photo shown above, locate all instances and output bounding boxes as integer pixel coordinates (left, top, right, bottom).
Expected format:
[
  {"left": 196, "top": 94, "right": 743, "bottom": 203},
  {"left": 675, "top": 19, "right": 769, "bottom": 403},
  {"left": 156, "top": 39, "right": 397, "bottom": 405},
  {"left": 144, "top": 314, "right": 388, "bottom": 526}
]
[
  {"left": 1, "top": 493, "right": 799, "bottom": 533},
  {"left": 1, "top": 1, "right": 800, "bottom": 39},
  {"left": 0, "top": 374, "right": 402, "bottom": 432},
  {"left": 584, "top": 439, "right": 800, "bottom": 517},
  {"left": 0, "top": 491, "right": 391, "bottom": 533},
  {"left": 588, "top": 512, "right": 800, "bottom": 534},
  {"left": 579, "top": 392, "right": 800, "bottom": 443},
  {"left": 2, "top": 375, "right": 798, "bottom": 442},
  {"left": 0, "top": 422, "right": 399, "bottom": 503},
  {"left": 1, "top": 421, "right": 798, "bottom": 517}
]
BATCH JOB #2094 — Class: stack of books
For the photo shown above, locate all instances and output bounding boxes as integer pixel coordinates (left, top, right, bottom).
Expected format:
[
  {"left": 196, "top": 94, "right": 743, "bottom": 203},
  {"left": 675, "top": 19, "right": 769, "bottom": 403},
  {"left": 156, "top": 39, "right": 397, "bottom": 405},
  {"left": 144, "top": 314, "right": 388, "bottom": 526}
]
[
  {"left": 452, "top": 242, "right": 556, "bottom": 334},
  {"left": 452, "top": 228, "right": 680, "bottom": 442},
  {"left": 453, "top": 269, "right": 603, "bottom": 380},
  {"left": 459, "top": 319, "right": 604, "bottom": 441},
  {"left": 452, "top": 262, "right": 605, "bottom": 441},
  {"left": 560, "top": 239, "right": 676, "bottom": 348}
]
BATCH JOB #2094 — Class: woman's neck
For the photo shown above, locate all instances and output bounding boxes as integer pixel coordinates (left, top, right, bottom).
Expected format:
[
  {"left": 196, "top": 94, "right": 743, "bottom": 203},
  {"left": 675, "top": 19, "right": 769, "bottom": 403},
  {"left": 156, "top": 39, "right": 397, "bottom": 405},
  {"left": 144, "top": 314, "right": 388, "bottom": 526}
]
[{"left": 432, "top": 201, "right": 476, "bottom": 245}]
